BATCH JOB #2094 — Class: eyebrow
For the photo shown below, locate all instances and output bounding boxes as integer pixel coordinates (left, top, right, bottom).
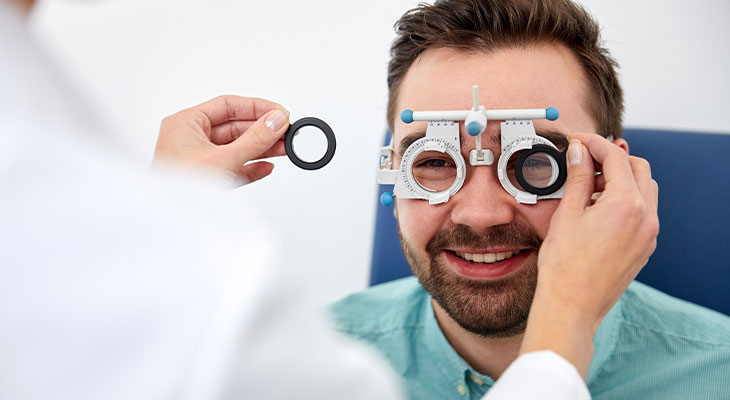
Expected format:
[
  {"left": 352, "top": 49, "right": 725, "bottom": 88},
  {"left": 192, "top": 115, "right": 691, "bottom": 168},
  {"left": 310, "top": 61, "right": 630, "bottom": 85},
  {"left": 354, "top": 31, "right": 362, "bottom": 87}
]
[
  {"left": 398, "top": 131, "right": 427, "bottom": 157},
  {"left": 397, "top": 127, "right": 569, "bottom": 156},
  {"left": 536, "top": 129, "right": 569, "bottom": 150}
]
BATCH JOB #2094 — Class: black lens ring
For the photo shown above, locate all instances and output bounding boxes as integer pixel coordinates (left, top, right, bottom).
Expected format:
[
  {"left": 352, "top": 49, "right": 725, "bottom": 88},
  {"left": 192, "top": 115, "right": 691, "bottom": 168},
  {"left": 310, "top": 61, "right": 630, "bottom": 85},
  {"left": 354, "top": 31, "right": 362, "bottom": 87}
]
[
  {"left": 514, "top": 144, "right": 567, "bottom": 196},
  {"left": 284, "top": 117, "right": 336, "bottom": 170}
]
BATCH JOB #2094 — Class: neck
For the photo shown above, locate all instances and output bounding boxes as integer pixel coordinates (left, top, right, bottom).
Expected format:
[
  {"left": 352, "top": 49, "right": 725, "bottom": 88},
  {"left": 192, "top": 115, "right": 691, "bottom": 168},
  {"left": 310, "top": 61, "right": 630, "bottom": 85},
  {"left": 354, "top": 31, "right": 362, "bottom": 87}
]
[{"left": 432, "top": 299, "right": 523, "bottom": 380}]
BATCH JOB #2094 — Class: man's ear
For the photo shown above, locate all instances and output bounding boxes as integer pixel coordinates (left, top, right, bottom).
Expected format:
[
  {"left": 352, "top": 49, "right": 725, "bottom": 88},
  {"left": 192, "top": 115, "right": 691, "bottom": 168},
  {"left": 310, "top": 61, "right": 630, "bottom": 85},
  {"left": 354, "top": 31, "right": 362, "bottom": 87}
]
[
  {"left": 393, "top": 201, "right": 398, "bottom": 219},
  {"left": 613, "top": 137, "right": 630, "bottom": 155}
]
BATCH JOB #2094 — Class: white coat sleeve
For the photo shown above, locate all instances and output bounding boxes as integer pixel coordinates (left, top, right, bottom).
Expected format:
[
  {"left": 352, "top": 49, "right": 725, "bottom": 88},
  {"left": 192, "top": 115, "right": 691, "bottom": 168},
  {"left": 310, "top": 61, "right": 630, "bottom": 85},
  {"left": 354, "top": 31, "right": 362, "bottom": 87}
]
[{"left": 482, "top": 351, "right": 591, "bottom": 400}]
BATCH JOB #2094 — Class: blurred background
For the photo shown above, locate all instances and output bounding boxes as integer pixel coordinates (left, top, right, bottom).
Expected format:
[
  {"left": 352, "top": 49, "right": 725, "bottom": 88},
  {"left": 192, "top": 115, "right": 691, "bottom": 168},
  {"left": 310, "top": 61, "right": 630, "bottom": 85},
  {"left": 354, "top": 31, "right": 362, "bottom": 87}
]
[{"left": 29, "top": 0, "right": 730, "bottom": 306}]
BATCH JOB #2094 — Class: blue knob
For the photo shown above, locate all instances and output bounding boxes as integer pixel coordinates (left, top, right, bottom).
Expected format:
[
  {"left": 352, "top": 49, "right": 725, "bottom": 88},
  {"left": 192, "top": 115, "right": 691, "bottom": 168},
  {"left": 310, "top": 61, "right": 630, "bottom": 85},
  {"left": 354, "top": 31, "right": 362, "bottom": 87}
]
[
  {"left": 401, "top": 109, "right": 414, "bottom": 124},
  {"left": 546, "top": 107, "right": 559, "bottom": 121},
  {"left": 467, "top": 121, "right": 482, "bottom": 136},
  {"left": 380, "top": 192, "right": 394, "bottom": 206}
]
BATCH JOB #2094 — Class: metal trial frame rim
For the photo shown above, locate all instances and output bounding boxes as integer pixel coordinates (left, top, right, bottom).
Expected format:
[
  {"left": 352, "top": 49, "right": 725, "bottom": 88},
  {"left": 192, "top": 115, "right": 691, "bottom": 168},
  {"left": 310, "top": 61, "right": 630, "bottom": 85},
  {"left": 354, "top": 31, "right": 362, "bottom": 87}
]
[
  {"left": 403, "top": 136, "right": 465, "bottom": 199},
  {"left": 284, "top": 117, "right": 337, "bottom": 170}
]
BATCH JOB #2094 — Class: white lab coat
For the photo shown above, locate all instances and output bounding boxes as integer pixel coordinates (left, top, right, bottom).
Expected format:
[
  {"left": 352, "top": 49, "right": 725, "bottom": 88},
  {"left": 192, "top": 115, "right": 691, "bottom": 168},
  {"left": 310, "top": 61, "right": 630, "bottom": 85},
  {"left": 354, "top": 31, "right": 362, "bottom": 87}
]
[
  {"left": 0, "top": 1, "right": 588, "bottom": 399},
  {"left": 0, "top": 2, "right": 402, "bottom": 399}
]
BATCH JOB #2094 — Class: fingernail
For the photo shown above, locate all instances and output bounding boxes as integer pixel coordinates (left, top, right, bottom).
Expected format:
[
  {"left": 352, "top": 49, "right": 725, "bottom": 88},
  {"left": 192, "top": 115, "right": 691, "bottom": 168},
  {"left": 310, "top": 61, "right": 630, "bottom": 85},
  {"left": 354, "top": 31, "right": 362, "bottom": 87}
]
[
  {"left": 264, "top": 110, "right": 287, "bottom": 132},
  {"left": 568, "top": 140, "right": 583, "bottom": 166}
]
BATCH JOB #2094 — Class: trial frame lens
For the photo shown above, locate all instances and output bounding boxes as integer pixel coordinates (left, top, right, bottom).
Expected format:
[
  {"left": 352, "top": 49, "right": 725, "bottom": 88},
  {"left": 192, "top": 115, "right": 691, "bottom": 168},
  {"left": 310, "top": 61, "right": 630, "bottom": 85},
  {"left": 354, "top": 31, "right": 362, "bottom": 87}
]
[
  {"left": 411, "top": 150, "right": 459, "bottom": 192},
  {"left": 514, "top": 144, "right": 567, "bottom": 196}
]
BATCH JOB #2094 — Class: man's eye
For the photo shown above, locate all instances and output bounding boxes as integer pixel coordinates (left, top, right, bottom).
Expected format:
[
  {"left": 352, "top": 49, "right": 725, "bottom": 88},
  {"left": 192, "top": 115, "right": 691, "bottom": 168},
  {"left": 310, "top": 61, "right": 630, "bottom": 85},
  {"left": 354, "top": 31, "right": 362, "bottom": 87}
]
[
  {"left": 412, "top": 151, "right": 456, "bottom": 170},
  {"left": 524, "top": 159, "right": 551, "bottom": 170},
  {"left": 412, "top": 152, "right": 457, "bottom": 191},
  {"left": 416, "top": 158, "right": 452, "bottom": 169}
]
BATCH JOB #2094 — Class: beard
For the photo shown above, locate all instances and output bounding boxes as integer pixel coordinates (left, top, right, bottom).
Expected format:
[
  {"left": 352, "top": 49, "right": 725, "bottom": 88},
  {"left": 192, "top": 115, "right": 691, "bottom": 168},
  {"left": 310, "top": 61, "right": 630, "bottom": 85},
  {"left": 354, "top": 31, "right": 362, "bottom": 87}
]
[{"left": 398, "top": 222, "right": 542, "bottom": 338}]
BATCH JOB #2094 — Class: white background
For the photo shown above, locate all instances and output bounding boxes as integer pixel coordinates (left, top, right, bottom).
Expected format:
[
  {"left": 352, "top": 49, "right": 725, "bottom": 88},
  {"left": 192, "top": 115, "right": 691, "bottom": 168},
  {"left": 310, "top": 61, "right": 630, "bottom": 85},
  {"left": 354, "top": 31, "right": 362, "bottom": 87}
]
[{"left": 30, "top": 0, "right": 730, "bottom": 306}]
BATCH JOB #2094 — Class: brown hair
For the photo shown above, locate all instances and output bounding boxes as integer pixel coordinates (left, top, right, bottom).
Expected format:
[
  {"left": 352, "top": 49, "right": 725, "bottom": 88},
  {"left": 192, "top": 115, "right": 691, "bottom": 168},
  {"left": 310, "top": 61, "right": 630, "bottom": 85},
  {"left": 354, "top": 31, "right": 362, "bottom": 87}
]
[{"left": 387, "top": 0, "right": 623, "bottom": 138}]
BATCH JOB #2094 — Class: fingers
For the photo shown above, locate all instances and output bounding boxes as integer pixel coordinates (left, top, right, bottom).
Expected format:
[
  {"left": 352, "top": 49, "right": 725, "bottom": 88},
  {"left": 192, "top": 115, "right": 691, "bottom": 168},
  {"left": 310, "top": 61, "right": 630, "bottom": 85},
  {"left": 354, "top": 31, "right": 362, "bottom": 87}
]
[
  {"left": 154, "top": 95, "right": 292, "bottom": 180},
  {"left": 237, "top": 161, "right": 275, "bottom": 185},
  {"left": 628, "top": 157, "right": 660, "bottom": 252},
  {"left": 628, "top": 157, "right": 658, "bottom": 212},
  {"left": 569, "top": 134, "right": 659, "bottom": 260},
  {"left": 209, "top": 122, "right": 288, "bottom": 158},
  {"left": 557, "top": 140, "right": 596, "bottom": 213},
  {"left": 252, "top": 139, "right": 287, "bottom": 160},
  {"left": 210, "top": 120, "right": 256, "bottom": 145},
  {"left": 224, "top": 109, "right": 290, "bottom": 164},
  {"left": 190, "top": 95, "right": 288, "bottom": 127},
  {"left": 592, "top": 173, "right": 606, "bottom": 193},
  {"left": 569, "top": 133, "right": 636, "bottom": 195}
]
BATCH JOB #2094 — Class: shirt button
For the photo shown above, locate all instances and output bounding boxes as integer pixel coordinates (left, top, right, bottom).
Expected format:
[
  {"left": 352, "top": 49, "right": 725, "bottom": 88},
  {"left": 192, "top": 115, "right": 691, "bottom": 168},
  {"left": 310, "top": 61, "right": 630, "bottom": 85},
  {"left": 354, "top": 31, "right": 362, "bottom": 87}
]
[
  {"left": 457, "top": 384, "right": 466, "bottom": 396},
  {"left": 470, "top": 374, "right": 484, "bottom": 385}
]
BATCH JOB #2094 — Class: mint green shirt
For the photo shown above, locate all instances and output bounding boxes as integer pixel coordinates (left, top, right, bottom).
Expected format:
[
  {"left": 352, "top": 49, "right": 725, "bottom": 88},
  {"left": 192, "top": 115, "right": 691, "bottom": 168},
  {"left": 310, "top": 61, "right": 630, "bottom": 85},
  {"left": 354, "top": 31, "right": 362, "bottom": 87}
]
[{"left": 330, "top": 277, "right": 730, "bottom": 399}]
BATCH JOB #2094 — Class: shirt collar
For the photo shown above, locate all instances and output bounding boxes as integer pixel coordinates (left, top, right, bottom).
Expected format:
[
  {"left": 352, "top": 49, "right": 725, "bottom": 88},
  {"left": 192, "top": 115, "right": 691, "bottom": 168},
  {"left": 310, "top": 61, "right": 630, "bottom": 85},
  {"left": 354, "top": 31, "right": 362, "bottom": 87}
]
[{"left": 422, "top": 298, "right": 495, "bottom": 392}]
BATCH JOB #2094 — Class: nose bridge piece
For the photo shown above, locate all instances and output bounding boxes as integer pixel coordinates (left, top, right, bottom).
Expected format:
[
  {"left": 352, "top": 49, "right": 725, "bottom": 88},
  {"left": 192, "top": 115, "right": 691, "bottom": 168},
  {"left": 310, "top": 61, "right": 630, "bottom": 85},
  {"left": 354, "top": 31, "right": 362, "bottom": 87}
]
[{"left": 464, "top": 161, "right": 502, "bottom": 193}]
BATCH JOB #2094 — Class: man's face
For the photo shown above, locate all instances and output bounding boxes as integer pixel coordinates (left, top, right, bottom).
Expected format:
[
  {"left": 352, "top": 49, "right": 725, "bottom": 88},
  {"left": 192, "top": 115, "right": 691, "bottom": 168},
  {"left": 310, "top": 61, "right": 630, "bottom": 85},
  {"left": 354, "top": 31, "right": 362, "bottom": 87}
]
[{"left": 393, "top": 45, "right": 597, "bottom": 337}]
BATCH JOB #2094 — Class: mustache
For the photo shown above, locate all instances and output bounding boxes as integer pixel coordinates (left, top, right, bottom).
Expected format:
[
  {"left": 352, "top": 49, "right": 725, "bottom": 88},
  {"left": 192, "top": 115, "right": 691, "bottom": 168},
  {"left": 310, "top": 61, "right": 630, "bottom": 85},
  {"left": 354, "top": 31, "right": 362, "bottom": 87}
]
[{"left": 426, "top": 223, "right": 542, "bottom": 255}]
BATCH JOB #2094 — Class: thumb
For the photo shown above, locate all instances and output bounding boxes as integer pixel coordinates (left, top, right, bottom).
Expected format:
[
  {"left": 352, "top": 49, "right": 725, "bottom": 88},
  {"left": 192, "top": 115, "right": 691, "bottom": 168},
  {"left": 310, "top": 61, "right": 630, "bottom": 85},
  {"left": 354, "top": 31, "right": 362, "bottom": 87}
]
[
  {"left": 559, "top": 139, "right": 596, "bottom": 212},
  {"left": 225, "top": 109, "right": 289, "bottom": 164}
]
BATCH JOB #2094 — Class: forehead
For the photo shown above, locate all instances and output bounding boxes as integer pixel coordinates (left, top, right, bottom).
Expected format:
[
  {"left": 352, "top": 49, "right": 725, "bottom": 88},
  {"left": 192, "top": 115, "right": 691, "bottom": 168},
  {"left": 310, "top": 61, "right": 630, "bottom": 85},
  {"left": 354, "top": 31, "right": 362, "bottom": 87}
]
[{"left": 393, "top": 45, "right": 597, "bottom": 143}]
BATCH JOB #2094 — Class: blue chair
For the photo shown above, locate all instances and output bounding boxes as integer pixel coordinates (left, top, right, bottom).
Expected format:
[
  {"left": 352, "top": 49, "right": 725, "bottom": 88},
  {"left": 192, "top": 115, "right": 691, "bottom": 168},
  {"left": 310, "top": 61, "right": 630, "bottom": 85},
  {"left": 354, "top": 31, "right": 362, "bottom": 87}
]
[{"left": 370, "top": 128, "right": 730, "bottom": 316}]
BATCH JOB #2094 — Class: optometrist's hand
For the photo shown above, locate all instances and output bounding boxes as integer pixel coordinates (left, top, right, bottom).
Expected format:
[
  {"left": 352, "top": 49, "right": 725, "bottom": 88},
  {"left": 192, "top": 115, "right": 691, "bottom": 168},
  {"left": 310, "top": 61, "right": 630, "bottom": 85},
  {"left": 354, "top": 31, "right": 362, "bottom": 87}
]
[
  {"left": 153, "top": 95, "right": 290, "bottom": 185},
  {"left": 522, "top": 133, "right": 659, "bottom": 378}
]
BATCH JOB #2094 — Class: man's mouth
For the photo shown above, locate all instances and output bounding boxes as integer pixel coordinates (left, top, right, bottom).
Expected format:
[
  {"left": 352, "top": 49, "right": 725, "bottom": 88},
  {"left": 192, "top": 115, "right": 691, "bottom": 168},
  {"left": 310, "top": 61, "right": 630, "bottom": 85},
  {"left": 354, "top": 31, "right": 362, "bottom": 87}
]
[
  {"left": 443, "top": 248, "right": 532, "bottom": 280},
  {"left": 451, "top": 249, "right": 524, "bottom": 264}
]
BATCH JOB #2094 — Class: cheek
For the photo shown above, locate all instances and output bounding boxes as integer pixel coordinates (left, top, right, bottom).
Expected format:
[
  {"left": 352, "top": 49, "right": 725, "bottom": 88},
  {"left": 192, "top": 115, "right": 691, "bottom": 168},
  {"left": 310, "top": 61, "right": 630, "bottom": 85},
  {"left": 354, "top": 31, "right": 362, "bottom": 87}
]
[
  {"left": 519, "top": 199, "right": 560, "bottom": 239},
  {"left": 395, "top": 200, "right": 449, "bottom": 248}
]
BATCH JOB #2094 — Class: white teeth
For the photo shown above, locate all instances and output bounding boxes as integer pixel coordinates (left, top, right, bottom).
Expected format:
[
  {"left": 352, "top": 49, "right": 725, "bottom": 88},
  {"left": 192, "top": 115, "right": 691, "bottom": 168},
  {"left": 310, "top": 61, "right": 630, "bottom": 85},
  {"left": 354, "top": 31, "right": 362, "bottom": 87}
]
[{"left": 455, "top": 250, "right": 524, "bottom": 264}]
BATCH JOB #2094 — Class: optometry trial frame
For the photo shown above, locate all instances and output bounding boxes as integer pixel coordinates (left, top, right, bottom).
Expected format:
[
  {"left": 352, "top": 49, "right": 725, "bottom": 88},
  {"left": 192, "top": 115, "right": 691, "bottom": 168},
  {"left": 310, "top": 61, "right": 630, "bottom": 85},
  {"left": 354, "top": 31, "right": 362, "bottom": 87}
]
[{"left": 378, "top": 85, "right": 565, "bottom": 205}]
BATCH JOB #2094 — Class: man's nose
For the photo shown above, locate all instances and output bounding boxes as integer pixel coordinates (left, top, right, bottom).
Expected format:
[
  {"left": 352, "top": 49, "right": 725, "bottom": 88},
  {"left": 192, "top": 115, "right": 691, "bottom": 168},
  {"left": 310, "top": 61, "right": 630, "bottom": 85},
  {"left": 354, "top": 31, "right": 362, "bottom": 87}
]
[{"left": 449, "top": 165, "right": 516, "bottom": 232}]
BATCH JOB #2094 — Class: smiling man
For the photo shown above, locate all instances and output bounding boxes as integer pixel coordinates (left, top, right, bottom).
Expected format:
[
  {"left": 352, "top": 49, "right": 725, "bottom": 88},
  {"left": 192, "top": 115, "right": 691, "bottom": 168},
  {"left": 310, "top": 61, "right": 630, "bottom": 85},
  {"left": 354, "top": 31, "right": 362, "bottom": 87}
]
[
  {"left": 393, "top": 45, "right": 603, "bottom": 341},
  {"left": 330, "top": 0, "right": 730, "bottom": 399}
]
